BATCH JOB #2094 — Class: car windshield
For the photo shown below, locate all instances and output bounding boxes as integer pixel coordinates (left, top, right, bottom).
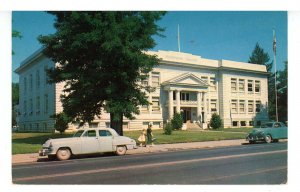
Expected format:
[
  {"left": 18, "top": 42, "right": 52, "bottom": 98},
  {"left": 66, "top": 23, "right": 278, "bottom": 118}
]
[
  {"left": 73, "top": 130, "right": 84, "bottom": 137},
  {"left": 261, "top": 123, "right": 273, "bottom": 128}
]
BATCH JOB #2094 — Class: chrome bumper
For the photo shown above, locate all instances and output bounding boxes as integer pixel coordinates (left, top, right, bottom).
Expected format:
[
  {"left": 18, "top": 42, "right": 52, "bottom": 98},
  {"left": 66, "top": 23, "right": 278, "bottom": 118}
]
[{"left": 38, "top": 148, "right": 53, "bottom": 156}]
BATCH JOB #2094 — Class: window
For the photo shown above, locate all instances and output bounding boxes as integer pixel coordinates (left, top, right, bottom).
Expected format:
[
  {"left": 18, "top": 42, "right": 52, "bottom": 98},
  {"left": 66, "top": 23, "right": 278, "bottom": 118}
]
[
  {"left": 210, "top": 99, "right": 217, "bottom": 112},
  {"left": 239, "top": 100, "right": 245, "bottom": 113},
  {"left": 180, "top": 92, "right": 190, "bottom": 101},
  {"left": 231, "top": 78, "right": 237, "bottom": 92},
  {"left": 241, "top": 121, "right": 246, "bottom": 126},
  {"left": 99, "top": 130, "right": 112, "bottom": 137},
  {"left": 248, "top": 80, "right": 253, "bottom": 92},
  {"left": 44, "top": 65, "right": 49, "bottom": 86},
  {"left": 152, "top": 97, "right": 160, "bottom": 111},
  {"left": 83, "top": 130, "right": 96, "bottom": 137},
  {"left": 30, "top": 74, "right": 33, "bottom": 91},
  {"left": 141, "top": 97, "right": 148, "bottom": 112},
  {"left": 24, "top": 77, "right": 27, "bottom": 95},
  {"left": 231, "top": 100, "right": 237, "bottom": 113},
  {"left": 105, "top": 122, "right": 110, "bottom": 128},
  {"left": 255, "top": 80, "right": 260, "bottom": 93},
  {"left": 36, "top": 70, "right": 40, "bottom": 89},
  {"left": 249, "top": 121, "right": 253, "bottom": 126},
  {"left": 44, "top": 94, "right": 48, "bottom": 114},
  {"left": 239, "top": 79, "right": 245, "bottom": 92},
  {"left": 274, "top": 123, "right": 281, "bottom": 128},
  {"left": 210, "top": 77, "right": 216, "bottom": 91},
  {"left": 255, "top": 100, "right": 261, "bottom": 113},
  {"left": 141, "top": 75, "right": 149, "bottom": 86},
  {"left": 232, "top": 121, "right": 238, "bottom": 127},
  {"left": 23, "top": 100, "right": 27, "bottom": 116},
  {"left": 173, "top": 91, "right": 176, "bottom": 100},
  {"left": 248, "top": 100, "right": 254, "bottom": 113},
  {"left": 36, "top": 96, "right": 40, "bottom": 114},
  {"left": 29, "top": 99, "right": 33, "bottom": 115},
  {"left": 201, "top": 76, "right": 208, "bottom": 83},
  {"left": 151, "top": 72, "right": 160, "bottom": 87}
]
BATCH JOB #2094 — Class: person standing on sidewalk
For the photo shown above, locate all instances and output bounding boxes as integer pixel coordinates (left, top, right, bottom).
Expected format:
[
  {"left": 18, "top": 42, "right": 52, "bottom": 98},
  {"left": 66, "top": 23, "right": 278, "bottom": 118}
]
[
  {"left": 138, "top": 129, "right": 147, "bottom": 147},
  {"left": 147, "top": 123, "right": 155, "bottom": 146}
]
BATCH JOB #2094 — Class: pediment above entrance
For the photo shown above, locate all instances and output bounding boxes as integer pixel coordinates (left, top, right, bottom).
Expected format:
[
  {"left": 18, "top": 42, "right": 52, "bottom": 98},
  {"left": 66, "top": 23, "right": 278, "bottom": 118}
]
[{"left": 162, "top": 72, "right": 209, "bottom": 87}]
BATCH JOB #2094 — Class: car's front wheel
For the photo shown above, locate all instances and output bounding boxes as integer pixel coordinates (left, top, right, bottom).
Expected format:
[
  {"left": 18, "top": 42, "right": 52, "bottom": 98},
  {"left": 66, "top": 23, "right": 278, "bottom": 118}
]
[
  {"left": 56, "top": 148, "right": 71, "bottom": 161},
  {"left": 116, "top": 146, "right": 127, "bottom": 156},
  {"left": 265, "top": 135, "right": 272, "bottom": 143}
]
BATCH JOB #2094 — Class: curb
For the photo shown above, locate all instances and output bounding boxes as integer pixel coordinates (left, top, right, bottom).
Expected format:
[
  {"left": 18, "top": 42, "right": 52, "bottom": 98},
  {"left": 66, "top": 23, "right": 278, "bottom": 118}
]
[{"left": 12, "top": 139, "right": 247, "bottom": 165}]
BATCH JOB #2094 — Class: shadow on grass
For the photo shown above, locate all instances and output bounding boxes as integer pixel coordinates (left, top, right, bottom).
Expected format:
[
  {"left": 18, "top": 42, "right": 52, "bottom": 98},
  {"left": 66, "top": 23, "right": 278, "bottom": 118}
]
[{"left": 12, "top": 134, "right": 72, "bottom": 145}]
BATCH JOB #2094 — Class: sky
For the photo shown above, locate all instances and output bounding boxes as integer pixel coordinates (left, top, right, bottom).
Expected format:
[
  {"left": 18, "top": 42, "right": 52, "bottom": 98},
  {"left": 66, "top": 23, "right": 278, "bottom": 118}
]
[{"left": 12, "top": 11, "right": 288, "bottom": 83}]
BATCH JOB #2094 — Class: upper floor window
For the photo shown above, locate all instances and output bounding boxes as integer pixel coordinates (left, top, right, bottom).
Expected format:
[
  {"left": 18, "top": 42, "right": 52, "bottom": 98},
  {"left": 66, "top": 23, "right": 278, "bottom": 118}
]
[
  {"left": 239, "top": 100, "right": 245, "bottom": 113},
  {"left": 44, "top": 94, "right": 48, "bottom": 114},
  {"left": 231, "top": 99, "right": 237, "bottom": 113},
  {"left": 141, "top": 77, "right": 149, "bottom": 86},
  {"left": 36, "top": 70, "right": 40, "bottom": 89},
  {"left": 239, "top": 79, "right": 245, "bottom": 92},
  {"left": 231, "top": 78, "right": 237, "bottom": 92},
  {"left": 151, "top": 72, "right": 160, "bottom": 87},
  {"left": 180, "top": 92, "right": 190, "bottom": 101},
  {"left": 36, "top": 96, "right": 40, "bottom": 114},
  {"left": 255, "top": 80, "right": 261, "bottom": 93},
  {"left": 248, "top": 100, "right": 254, "bottom": 113},
  {"left": 29, "top": 98, "right": 33, "bottom": 115},
  {"left": 210, "top": 77, "right": 216, "bottom": 91},
  {"left": 23, "top": 77, "right": 27, "bottom": 95},
  {"left": 141, "top": 97, "right": 148, "bottom": 112},
  {"left": 248, "top": 80, "right": 253, "bottom": 93},
  {"left": 152, "top": 97, "right": 160, "bottom": 111},
  {"left": 210, "top": 99, "right": 217, "bottom": 112},
  {"left": 30, "top": 74, "right": 33, "bottom": 91},
  {"left": 256, "top": 100, "right": 261, "bottom": 113},
  {"left": 23, "top": 100, "right": 27, "bottom": 116}
]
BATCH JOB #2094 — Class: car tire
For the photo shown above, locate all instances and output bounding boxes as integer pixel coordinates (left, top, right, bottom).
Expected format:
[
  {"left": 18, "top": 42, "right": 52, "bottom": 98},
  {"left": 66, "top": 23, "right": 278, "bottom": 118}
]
[
  {"left": 116, "top": 146, "right": 127, "bottom": 156},
  {"left": 249, "top": 140, "right": 256, "bottom": 144},
  {"left": 56, "top": 148, "right": 71, "bottom": 161},
  {"left": 265, "top": 135, "right": 272, "bottom": 143}
]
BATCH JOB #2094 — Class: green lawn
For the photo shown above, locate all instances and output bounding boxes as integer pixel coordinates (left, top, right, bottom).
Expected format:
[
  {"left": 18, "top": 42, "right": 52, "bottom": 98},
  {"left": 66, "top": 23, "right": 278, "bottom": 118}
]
[{"left": 12, "top": 129, "right": 248, "bottom": 155}]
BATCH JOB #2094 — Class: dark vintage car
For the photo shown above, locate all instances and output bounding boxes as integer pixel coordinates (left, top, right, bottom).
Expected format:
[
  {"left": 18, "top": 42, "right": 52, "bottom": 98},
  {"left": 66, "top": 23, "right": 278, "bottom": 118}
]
[{"left": 246, "top": 122, "right": 288, "bottom": 144}]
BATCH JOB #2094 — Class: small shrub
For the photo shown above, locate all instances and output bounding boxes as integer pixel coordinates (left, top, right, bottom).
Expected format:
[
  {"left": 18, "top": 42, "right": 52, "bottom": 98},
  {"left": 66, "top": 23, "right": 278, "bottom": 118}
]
[
  {"left": 210, "top": 113, "right": 222, "bottom": 129},
  {"left": 52, "top": 112, "right": 72, "bottom": 134},
  {"left": 164, "top": 122, "right": 173, "bottom": 135},
  {"left": 171, "top": 112, "right": 183, "bottom": 130}
]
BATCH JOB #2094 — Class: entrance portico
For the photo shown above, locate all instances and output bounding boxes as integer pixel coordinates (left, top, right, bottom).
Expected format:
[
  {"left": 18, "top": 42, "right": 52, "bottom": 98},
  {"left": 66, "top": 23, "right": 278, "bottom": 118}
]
[{"left": 163, "top": 73, "right": 209, "bottom": 126}]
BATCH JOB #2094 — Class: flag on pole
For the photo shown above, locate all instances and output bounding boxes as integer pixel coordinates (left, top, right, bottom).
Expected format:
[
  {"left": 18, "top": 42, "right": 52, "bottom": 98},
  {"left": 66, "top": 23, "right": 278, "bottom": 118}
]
[{"left": 273, "top": 30, "right": 276, "bottom": 55}]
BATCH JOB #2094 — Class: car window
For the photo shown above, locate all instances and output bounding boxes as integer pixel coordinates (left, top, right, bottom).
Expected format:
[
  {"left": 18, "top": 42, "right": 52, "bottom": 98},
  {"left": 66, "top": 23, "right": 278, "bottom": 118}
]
[
  {"left": 83, "top": 130, "right": 97, "bottom": 137},
  {"left": 261, "top": 123, "right": 273, "bottom": 128},
  {"left": 73, "top": 130, "right": 84, "bottom": 137},
  {"left": 99, "top": 130, "right": 112, "bottom": 137}
]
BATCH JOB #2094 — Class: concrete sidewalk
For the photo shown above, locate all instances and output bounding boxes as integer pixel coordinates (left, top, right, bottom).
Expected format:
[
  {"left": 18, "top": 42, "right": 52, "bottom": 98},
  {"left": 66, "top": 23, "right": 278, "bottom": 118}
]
[{"left": 12, "top": 139, "right": 247, "bottom": 165}]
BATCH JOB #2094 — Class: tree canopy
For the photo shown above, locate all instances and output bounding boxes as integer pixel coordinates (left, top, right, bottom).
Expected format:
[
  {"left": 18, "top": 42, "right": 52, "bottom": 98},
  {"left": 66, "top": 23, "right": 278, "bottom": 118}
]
[
  {"left": 38, "top": 11, "right": 165, "bottom": 135},
  {"left": 248, "top": 43, "right": 272, "bottom": 72}
]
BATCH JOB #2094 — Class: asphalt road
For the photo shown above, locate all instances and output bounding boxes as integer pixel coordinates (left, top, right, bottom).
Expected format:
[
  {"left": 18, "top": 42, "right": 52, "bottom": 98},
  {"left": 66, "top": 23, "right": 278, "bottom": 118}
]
[{"left": 12, "top": 142, "right": 287, "bottom": 184}]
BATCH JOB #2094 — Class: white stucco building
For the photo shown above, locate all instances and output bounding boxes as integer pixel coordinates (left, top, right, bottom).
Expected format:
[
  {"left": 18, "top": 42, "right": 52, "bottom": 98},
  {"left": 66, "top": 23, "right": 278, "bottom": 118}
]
[{"left": 15, "top": 49, "right": 269, "bottom": 132}]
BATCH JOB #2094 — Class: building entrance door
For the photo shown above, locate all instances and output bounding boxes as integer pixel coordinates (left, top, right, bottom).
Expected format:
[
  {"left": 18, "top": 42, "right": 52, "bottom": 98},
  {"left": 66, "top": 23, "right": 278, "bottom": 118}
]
[{"left": 181, "top": 107, "right": 191, "bottom": 123}]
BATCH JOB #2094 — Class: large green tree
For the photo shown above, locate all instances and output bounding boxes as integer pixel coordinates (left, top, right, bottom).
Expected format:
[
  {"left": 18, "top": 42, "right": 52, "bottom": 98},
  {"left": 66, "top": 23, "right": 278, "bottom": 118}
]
[
  {"left": 38, "top": 11, "right": 165, "bottom": 135},
  {"left": 276, "top": 61, "right": 288, "bottom": 122},
  {"left": 248, "top": 43, "right": 275, "bottom": 120}
]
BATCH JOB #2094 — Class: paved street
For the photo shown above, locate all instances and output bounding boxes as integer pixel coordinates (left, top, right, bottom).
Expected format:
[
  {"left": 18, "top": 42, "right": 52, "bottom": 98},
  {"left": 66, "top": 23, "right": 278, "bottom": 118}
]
[{"left": 12, "top": 142, "right": 287, "bottom": 184}]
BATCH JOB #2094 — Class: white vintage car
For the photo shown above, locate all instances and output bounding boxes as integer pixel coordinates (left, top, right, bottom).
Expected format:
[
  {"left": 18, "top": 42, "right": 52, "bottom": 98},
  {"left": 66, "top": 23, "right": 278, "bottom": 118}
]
[{"left": 39, "top": 128, "right": 137, "bottom": 161}]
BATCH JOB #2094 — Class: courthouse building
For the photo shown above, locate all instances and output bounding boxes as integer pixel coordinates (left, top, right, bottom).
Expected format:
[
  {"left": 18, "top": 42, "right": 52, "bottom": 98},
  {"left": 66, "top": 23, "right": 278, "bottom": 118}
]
[{"left": 15, "top": 48, "right": 269, "bottom": 132}]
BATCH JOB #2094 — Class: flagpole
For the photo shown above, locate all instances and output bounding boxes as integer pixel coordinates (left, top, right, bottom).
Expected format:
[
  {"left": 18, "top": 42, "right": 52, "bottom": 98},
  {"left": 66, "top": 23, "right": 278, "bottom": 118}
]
[
  {"left": 273, "top": 29, "right": 279, "bottom": 122},
  {"left": 178, "top": 24, "right": 181, "bottom": 52}
]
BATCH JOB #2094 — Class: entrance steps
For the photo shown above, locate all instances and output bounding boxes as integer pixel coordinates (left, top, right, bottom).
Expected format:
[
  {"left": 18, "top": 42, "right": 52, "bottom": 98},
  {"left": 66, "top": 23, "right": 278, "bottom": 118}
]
[{"left": 186, "top": 121, "right": 202, "bottom": 130}]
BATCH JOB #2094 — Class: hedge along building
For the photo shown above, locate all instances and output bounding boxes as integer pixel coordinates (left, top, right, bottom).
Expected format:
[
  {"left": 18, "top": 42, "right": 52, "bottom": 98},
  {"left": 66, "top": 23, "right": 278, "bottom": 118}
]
[{"left": 15, "top": 49, "right": 269, "bottom": 132}]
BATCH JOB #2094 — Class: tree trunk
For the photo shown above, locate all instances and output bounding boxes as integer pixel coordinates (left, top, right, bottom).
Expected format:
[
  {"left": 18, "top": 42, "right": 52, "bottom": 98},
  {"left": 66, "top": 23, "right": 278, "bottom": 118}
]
[{"left": 110, "top": 113, "right": 123, "bottom": 136}]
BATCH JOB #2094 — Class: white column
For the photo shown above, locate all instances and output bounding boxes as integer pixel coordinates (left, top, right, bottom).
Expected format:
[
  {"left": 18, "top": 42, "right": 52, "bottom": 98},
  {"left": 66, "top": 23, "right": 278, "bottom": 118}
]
[
  {"left": 203, "top": 92, "right": 207, "bottom": 122},
  {"left": 176, "top": 90, "right": 180, "bottom": 113},
  {"left": 197, "top": 91, "right": 202, "bottom": 121},
  {"left": 168, "top": 90, "right": 174, "bottom": 119}
]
